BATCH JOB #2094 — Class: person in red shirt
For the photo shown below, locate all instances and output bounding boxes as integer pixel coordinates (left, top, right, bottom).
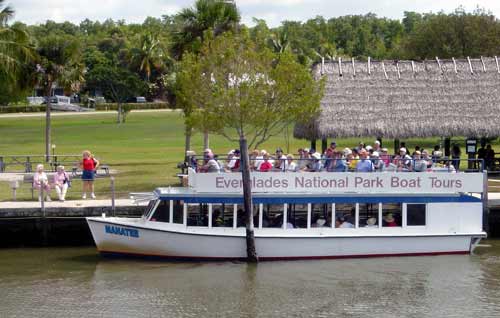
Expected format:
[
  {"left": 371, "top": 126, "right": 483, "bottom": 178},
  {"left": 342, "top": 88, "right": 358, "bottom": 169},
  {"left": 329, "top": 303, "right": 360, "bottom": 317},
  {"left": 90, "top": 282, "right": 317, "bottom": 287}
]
[
  {"left": 80, "top": 150, "right": 99, "bottom": 199},
  {"left": 259, "top": 154, "right": 273, "bottom": 172}
]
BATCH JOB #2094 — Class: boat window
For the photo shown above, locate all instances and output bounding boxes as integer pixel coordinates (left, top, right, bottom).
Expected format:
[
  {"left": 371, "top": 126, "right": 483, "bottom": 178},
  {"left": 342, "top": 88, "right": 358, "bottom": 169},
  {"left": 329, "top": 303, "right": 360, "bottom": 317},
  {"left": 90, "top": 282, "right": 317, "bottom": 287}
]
[
  {"left": 382, "top": 203, "right": 402, "bottom": 227},
  {"left": 311, "top": 204, "right": 330, "bottom": 228},
  {"left": 335, "top": 204, "right": 356, "bottom": 228},
  {"left": 359, "top": 203, "right": 379, "bottom": 228},
  {"left": 144, "top": 200, "right": 158, "bottom": 218},
  {"left": 407, "top": 204, "right": 426, "bottom": 226},
  {"left": 262, "top": 204, "right": 285, "bottom": 228},
  {"left": 172, "top": 200, "right": 184, "bottom": 224},
  {"left": 288, "top": 204, "right": 307, "bottom": 228},
  {"left": 187, "top": 203, "right": 208, "bottom": 226},
  {"left": 150, "top": 200, "right": 170, "bottom": 222}
]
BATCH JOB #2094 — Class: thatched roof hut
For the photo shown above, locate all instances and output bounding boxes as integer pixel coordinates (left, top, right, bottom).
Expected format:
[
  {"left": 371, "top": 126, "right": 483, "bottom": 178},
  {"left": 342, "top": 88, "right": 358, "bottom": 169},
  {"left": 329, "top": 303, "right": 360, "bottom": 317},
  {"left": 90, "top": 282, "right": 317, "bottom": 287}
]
[{"left": 294, "top": 57, "right": 500, "bottom": 139}]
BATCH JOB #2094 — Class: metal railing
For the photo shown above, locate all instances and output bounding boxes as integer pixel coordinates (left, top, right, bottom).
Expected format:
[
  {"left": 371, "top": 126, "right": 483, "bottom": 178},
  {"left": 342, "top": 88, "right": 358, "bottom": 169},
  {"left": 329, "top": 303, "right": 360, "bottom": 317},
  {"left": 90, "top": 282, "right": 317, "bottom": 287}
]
[{"left": 187, "top": 156, "right": 486, "bottom": 174}]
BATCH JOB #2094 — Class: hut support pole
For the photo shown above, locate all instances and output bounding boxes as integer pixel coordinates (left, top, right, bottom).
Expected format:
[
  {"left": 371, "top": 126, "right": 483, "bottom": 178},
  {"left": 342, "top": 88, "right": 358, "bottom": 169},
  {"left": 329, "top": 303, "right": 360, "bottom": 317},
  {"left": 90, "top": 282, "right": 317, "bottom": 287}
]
[
  {"left": 321, "top": 139, "right": 328, "bottom": 153},
  {"left": 377, "top": 137, "right": 383, "bottom": 148},
  {"left": 310, "top": 140, "right": 317, "bottom": 152},
  {"left": 394, "top": 139, "right": 400, "bottom": 155},
  {"left": 444, "top": 137, "right": 451, "bottom": 157}
]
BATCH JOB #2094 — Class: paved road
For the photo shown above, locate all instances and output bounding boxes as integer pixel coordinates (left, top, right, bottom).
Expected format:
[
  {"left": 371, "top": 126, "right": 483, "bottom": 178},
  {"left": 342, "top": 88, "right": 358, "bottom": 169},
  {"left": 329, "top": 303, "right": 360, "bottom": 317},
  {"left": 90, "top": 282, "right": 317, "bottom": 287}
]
[{"left": 0, "top": 108, "right": 180, "bottom": 119}]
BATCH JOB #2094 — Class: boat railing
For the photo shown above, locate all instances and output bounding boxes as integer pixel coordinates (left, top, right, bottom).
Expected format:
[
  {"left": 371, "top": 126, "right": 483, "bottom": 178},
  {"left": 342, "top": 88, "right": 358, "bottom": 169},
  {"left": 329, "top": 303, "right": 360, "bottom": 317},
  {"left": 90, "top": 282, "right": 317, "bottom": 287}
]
[{"left": 187, "top": 156, "right": 485, "bottom": 174}]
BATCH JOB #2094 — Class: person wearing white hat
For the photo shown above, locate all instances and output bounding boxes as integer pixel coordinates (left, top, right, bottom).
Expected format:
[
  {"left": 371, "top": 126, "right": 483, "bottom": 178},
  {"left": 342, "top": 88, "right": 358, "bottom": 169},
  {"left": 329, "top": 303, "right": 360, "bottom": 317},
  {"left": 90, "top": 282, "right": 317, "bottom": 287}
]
[{"left": 309, "top": 152, "right": 323, "bottom": 172}]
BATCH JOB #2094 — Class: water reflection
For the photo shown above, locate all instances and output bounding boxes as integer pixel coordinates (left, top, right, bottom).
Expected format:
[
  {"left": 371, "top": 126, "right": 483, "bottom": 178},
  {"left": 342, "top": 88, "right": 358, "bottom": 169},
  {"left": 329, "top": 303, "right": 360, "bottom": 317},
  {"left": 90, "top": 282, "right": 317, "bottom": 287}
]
[{"left": 0, "top": 243, "right": 499, "bottom": 317}]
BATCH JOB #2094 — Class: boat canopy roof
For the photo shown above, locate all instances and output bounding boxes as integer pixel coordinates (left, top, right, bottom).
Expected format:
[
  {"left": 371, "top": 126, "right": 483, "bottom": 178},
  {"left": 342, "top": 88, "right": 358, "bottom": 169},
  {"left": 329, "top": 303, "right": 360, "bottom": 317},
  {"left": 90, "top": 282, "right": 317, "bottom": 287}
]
[{"left": 154, "top": 187, "right": 480, "bottom": 205}]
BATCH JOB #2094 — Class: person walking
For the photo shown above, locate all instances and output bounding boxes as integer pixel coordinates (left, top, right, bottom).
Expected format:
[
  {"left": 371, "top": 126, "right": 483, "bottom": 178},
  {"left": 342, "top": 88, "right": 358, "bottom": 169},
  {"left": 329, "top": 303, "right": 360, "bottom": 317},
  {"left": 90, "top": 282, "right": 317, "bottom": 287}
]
[{"left": 80, "top": 150, "right": 99, "bottom": 199}]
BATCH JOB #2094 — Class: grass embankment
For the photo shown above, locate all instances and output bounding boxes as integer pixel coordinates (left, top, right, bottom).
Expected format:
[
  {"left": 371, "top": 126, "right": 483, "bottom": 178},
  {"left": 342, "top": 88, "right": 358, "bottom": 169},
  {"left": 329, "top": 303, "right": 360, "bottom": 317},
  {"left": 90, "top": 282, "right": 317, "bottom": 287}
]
[{"left": 0, "top": 111, "right": 498, "bottom": 201}]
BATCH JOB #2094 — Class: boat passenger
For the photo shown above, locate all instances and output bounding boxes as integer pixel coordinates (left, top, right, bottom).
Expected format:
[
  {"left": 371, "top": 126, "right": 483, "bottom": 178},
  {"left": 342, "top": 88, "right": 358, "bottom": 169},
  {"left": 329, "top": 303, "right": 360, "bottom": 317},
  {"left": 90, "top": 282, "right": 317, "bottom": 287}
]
[
  {"left": 309, "top": 152, "right": 323, "bottom": 172},
  {"left": 249, "top": 149, "right": 260, "bottom": 171},
  {"left": 383, "top": 213, "right": 398, "bottom": 227},
  {"left": 285, "top": 154, "right": 298, "bottom": 172},
  {"left": 365, "top": 217, "right": 377, "bottom": 228},
  {"left": 274, "top": 148, "right": 287, "bottom": 171},
  {"left": 348, "top": 149, "right": 359, "bottom": 170},
  {"left": 399, "top": 148, "right": 412, "bottom": 168},
  {"left": 422, "top": 150, "right": 433, "bottom": 169},
  {"left": 201, "top": 153, "right": 221, "bottom": 173},
  {"left": 312, "top": 217, "right": 326, "bottom": 228},
  {"left": 227, "top": 149, "right": 241, "bottom": 172},
  {"left": 259, "top": 153, "right": 273, "bottom": 172},
  {"left": 339, "top": 216, "right": 354, "bottom": 228},
  {"left": 373, "top": 140, "right": 381, "bottom": 152},
  {"left": 356, "top": 150, "right": 374, "bottom": 172},
  {"left": 411, "top": 151, "right": 427, "bottom": 172},
  {"left": 371, "top": 151, "right": 384, "bottom": 172},
  {"left": 331, "top": 150, "right": 348, "bottom": 172},
  {"left": 297, "top": 148, "right": 309, "bottom": 171},
  {"left": 380, "top": 148, "right": 391, "bottom": 167},
  {"left": 211, "top": 209, "right": 224, "bottom": 227}
]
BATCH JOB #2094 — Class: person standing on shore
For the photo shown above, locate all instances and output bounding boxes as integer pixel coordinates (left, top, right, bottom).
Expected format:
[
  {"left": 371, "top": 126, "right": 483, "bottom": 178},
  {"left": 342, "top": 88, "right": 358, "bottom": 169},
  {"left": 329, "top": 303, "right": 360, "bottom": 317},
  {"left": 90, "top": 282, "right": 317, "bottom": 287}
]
[{"left": 80, "top": 150, "right": 99, "bottom": 199}]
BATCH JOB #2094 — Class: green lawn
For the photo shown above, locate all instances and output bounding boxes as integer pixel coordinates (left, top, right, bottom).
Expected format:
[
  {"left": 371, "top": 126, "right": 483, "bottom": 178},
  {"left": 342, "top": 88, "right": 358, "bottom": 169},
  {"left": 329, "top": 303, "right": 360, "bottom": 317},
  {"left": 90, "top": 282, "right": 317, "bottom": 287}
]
[{"left": 0, "top": 111, "right": 498, "bottom": 201}]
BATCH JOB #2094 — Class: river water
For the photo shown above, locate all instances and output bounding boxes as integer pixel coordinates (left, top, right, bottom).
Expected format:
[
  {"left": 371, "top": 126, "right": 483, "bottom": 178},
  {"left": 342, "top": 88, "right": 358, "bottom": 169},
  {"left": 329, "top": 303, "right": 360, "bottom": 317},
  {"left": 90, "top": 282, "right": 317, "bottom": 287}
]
[{"left": 1, "top": 241, "right": 500, "bottom": 318}]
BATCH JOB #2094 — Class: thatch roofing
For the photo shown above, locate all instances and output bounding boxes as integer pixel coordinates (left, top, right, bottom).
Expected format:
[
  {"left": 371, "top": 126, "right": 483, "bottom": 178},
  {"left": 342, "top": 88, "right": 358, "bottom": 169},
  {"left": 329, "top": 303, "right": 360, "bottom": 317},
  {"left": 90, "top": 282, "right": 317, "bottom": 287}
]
[{"left": 294, "top": 57, "right": 500, "bottom": 139}]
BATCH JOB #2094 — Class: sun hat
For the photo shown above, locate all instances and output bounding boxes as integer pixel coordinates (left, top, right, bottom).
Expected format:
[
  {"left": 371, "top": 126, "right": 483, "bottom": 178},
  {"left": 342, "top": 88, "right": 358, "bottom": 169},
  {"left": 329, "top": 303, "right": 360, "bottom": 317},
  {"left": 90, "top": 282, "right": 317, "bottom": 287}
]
[
  {"left": 366, "top": 145, "right": 373, "bottom": 151},
  {"left": 204, "top": 148, "right": 212, "bottom": 153},
  {"left": 374, "top": 140, "right": 380, "bottom": 145},
  {"left": 367, "top": 217, "right": 377, "bottom": 226},
  {"left": 381, "top": 148, "right": 388, "bottom": 152},
  {"left": 312, "top": 152, "right": 321, "bottom": 160},
  {"left": 399, "top": 148, "right": 407, "bottom": 153},
  {"left": 371, "top": 151, "right": 379, "bottom": 157},
  {"left": 343, "top": 148, "right": 352, "bottom": 156},
  {"left": 227, "top": 150, "right": 235, "bottom": 155},
  {"left": 384, "top": 213, "right": 395, "bottom": 222}
]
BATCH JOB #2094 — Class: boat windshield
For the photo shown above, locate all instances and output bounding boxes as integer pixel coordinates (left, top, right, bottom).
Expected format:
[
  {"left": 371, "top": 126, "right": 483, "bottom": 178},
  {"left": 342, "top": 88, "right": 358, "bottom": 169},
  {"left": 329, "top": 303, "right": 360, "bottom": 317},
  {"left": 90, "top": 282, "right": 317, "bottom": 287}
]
[{"left": 143, "top": 200, "right": 158, "bottom": 218}]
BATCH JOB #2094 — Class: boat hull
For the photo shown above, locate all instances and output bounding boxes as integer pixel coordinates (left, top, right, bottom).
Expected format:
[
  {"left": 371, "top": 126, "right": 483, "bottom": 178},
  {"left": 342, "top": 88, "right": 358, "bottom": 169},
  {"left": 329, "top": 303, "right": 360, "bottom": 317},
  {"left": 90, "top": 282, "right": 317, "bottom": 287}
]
[{"left": 87, "top": 218, "right": 484, "bottom": 261}]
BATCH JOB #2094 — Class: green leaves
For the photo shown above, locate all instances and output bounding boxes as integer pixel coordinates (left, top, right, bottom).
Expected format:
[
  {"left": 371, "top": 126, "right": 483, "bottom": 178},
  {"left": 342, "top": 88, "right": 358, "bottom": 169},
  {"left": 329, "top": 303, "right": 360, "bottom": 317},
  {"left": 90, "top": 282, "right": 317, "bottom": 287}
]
[{"left": 178, "top": 32, "right": 324, "bottom": 148}]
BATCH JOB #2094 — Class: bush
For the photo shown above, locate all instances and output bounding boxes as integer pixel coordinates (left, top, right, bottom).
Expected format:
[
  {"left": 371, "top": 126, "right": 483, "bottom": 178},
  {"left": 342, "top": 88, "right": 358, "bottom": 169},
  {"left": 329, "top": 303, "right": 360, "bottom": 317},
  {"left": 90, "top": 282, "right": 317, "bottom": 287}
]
[{"left": 0, "top": 105, "right": 46, "bottom": 113}]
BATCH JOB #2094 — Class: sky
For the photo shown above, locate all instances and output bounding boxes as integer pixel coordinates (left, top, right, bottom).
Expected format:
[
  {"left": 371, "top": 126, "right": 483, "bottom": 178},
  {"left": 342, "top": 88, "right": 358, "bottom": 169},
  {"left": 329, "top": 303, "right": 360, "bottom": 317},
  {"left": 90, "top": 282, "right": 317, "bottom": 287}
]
[{"left": 11, "top": 0, "right": 500, "bottom": 27}]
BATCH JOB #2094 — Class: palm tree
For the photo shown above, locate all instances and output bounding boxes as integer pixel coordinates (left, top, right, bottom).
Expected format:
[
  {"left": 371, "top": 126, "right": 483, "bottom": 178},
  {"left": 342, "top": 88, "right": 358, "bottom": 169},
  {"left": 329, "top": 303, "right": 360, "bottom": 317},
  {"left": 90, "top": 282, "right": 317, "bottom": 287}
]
[
  {"left": 174, "top": 0, "right": 241, "bottom": 151},
  {"left": 36, "top": 35, "right": 85, "bottom": 160},
  {"left": 173, "top": 0, "right": 240, "bottom": 58},
  {"left": 0, "top": 0, "right": 34, "bottom": 85},
  {"left": 131, "top": 33, "right": 168, "bottom": 82}
]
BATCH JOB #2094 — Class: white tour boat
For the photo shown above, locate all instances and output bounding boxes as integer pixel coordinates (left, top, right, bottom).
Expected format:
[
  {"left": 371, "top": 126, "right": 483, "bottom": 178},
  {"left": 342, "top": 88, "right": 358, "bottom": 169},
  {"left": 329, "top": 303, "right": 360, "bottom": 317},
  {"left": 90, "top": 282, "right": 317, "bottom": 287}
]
[{"left": 87, "top": 169, "right": 487, "bottom": 260}]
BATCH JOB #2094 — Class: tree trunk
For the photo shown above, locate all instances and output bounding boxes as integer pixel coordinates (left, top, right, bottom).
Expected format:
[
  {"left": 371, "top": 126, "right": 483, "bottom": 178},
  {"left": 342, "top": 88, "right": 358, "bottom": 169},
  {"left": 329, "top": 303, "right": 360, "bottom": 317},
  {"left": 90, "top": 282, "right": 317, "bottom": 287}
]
[
  {"left": 117, "top": 103, "right": 122, "bottom": 124},
  {"left": 185, "top": 126, "right": 192, "bottom": 160},
  {"left": 240, "top": 136, "right": 258, "bottom": 262},
  {"left": 45, "top": 87, "right": 52, "bottom": 162},
  {"left": 203, "top": 131, "right": 209, "bottom": 150}
]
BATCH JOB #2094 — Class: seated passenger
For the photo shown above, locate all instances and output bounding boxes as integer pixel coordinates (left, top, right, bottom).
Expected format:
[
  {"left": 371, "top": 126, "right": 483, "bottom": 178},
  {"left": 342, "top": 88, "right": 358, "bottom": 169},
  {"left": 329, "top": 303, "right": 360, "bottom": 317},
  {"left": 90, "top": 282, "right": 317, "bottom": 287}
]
[
  {"left": 200, "top": 153, "right": 221, "bottom": 173},
  {"left": 308, "top": 152, "right": 323, "bottom": 172},
  {"left": 365, "top": 217, "right": 377, "bottom": 228},
  {"left": 312, "top": 217, "right": 326, "bottom": 228},
  {"left": 285, "top": 154, "right": 298, "bottom": 172},
  {"left": 356, "top": 150, "right": 374, "bottom": 172},
  {"left": 274, "top": 148, "right": 287, "bottom": 171},
  {"left": 212, "top": 209, "right": 224, "bottom": 227},
  {"left": 371, "top": 151, "right": 384, "bottom": 172},
  {"left": 380, "top": 148, "right": 391, "bottom": 167},
  {"left": 338, "top": 216, "right": 354, "bottom": 228},
  {"left": 411, "top": 151, "right": 427, "bottom": 172},
  {"left": 259, "top": 154, "right": 273, "bottom": 172},
  {"left": 331, "top": 150, "right": 348, "bottom": 172},
  {"left": 383, "top": 213, "right": 398, "bottom": 227}
]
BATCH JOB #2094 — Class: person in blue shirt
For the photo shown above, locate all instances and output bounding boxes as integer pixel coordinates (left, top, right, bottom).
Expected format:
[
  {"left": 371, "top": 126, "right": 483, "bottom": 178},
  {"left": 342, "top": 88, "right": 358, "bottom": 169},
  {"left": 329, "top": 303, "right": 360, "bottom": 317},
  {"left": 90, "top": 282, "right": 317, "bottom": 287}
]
[{"left": 356, "top": 149, "right": 374, "bottom": 172}]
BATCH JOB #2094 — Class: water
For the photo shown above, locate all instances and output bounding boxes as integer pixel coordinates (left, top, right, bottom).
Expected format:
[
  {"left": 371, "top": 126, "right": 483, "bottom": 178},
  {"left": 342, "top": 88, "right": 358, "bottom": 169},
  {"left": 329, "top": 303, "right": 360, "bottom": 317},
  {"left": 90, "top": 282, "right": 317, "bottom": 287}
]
[{"left": 1, "top": 242, "right": 500, "bottom": 318}]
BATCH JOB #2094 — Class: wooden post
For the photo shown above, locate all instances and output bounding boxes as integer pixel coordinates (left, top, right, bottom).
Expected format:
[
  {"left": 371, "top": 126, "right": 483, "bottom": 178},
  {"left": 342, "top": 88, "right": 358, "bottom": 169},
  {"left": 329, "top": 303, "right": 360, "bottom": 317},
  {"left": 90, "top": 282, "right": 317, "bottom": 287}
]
[
  {"left": 444, "top": 137, "right": 451, "bottom": 157},
  {"left": 321, "top": 138, "right": 328, "bottom": 153},
  {"left": 482, "top": 170, "right": 489, "bottom": 233},
  {"left": 467, "top": 56, "right": 473, "bottom": 74},
  {"left": 452, "top": 57, "right": 458, "bottom": 73},
  {"left": 396, "top": 62, "right": 401, "bottom": 79},
  {"left": 368, "top": 57, "right": 371, "bottom": 75},
  {"left": 481, "top": 56, "right": 486, "bottom": 72},
  {"left": 382, "top": 61, "right": 388, "bottom": 79},
  {"left": 310, "top": 140, "right": 317, "bottom": 152},
  {"left": 338, "top": 57, "right": 343, "bottom": 77},
  {"left": 495, "top": 56, "right": 499, "bottom": 73},
  {"left": 411, "top": 61, "right": 415, "bottom": 73},
  {"left": 110, "top": 176, "right": 116, "bottom": 216},
  {"left": 394, "top": 139, "right": 400, "bottom": 155},
  {"left": 435, "top": 56, "right": 443, "bottom": 74},
  {"left": 351, "top": 57, "right": 356, "bottom": 76},
  {"left": 321, "top": 57, "right": 325, "bottom": 75}
]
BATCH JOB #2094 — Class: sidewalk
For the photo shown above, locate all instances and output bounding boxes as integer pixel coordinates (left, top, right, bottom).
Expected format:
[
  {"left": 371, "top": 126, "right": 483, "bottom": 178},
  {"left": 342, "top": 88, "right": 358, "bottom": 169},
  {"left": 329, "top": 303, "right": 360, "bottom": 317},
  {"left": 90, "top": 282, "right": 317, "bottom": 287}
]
[
  {"left": 0, "top": 199, "right": 147, "bottom": 209},
  {"left": 0, "top": 108, "right": 181, "bottom": 119}
]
